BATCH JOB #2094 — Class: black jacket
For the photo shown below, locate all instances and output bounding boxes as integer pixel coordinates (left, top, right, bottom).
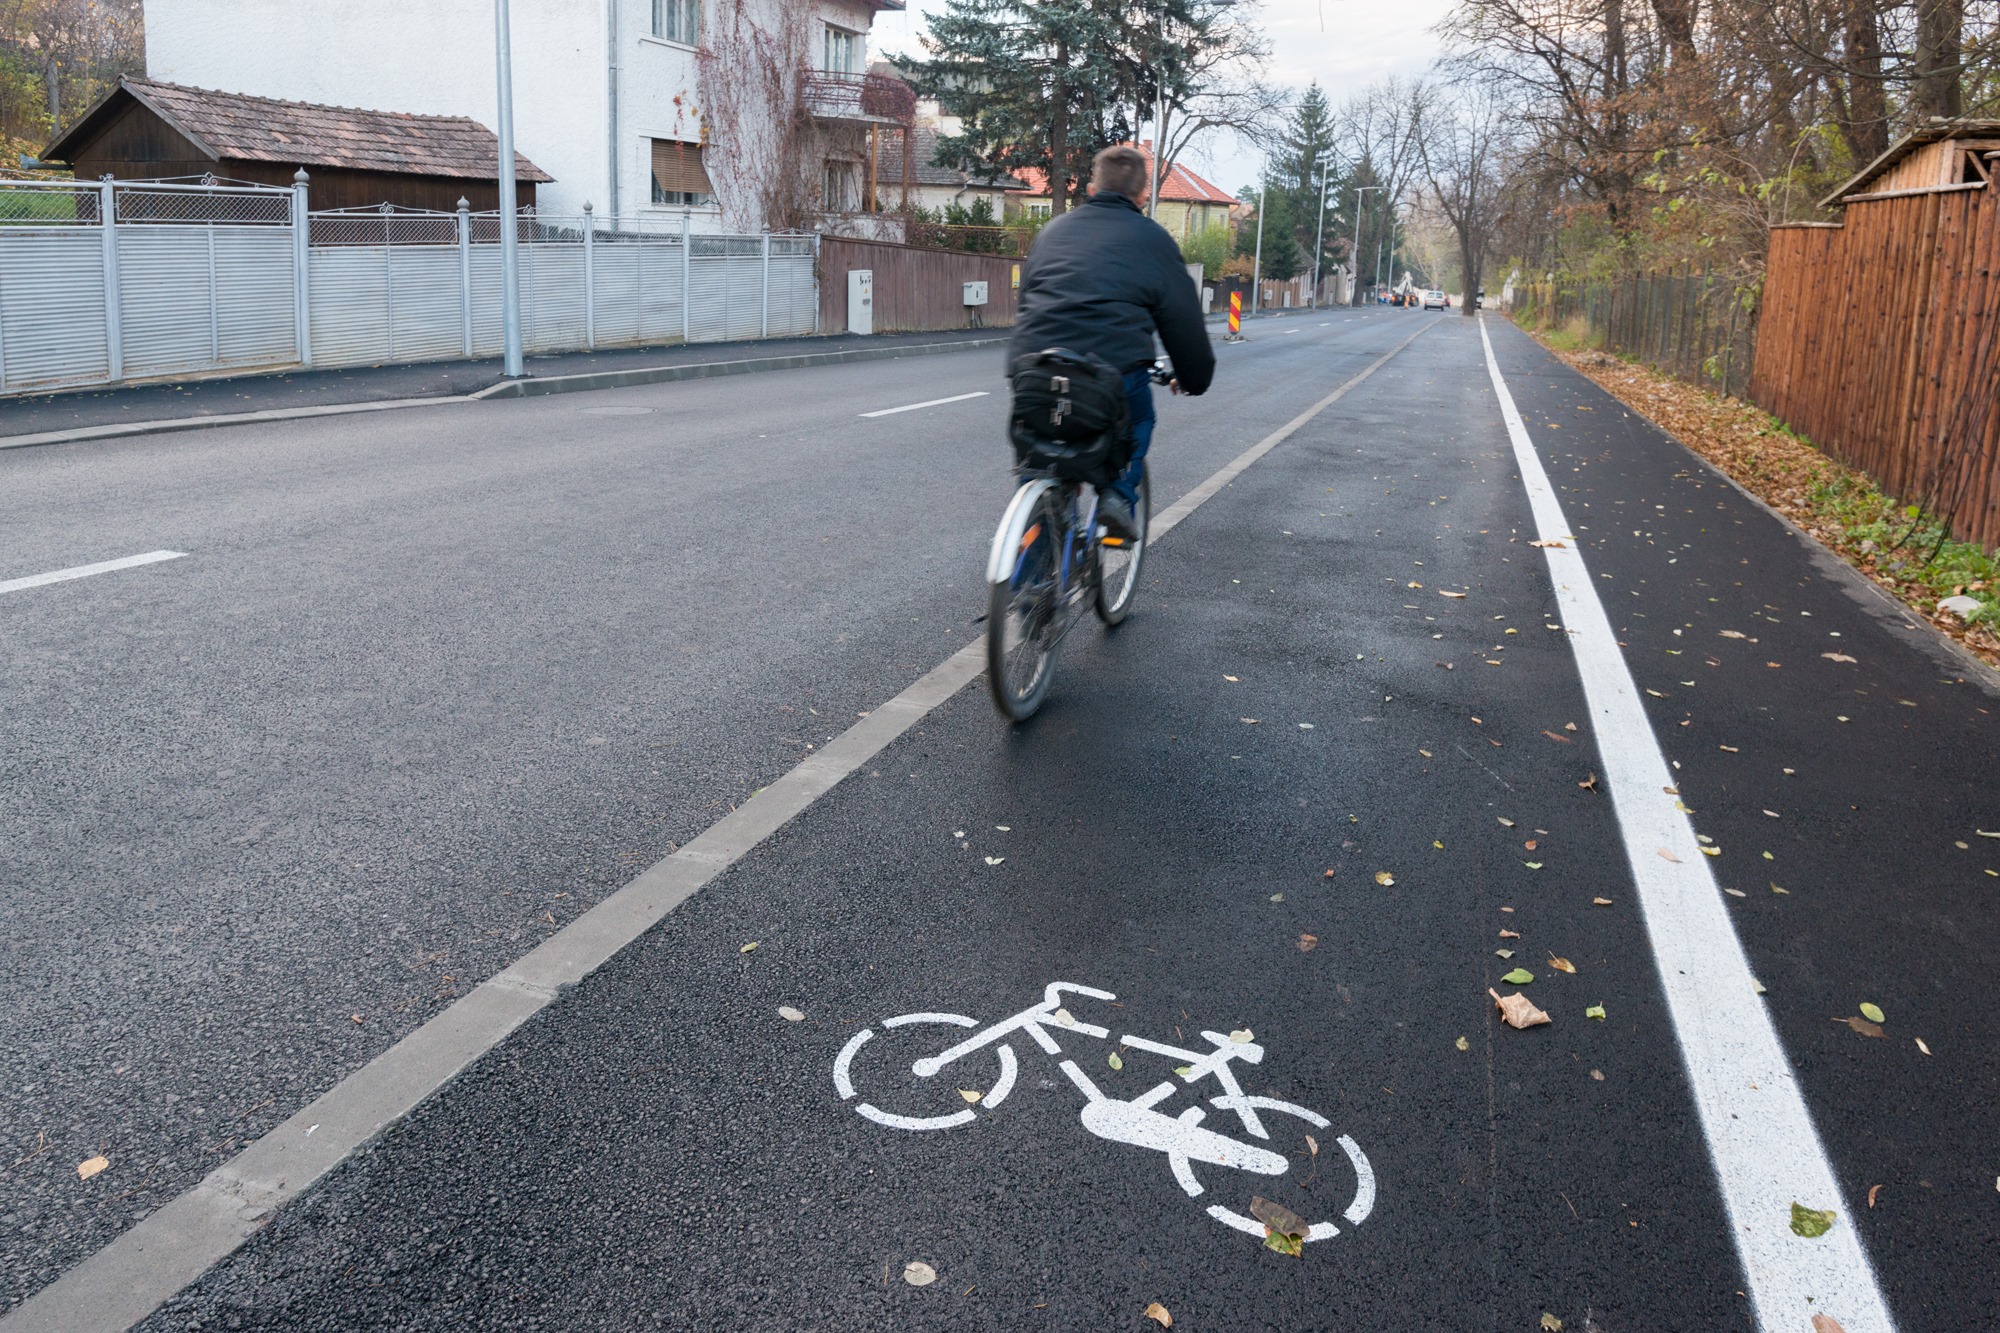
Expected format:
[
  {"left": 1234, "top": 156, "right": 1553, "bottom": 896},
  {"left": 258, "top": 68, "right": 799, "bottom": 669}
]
[{"left": 1008, "top": 192, "right": 1216, "bottom": 395}]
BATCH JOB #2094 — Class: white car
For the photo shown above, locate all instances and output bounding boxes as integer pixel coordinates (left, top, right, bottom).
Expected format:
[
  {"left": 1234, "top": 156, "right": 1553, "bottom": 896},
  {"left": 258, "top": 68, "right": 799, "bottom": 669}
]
[{"left": 1421, "top": 289, "right": 1448, "bottom": 310}]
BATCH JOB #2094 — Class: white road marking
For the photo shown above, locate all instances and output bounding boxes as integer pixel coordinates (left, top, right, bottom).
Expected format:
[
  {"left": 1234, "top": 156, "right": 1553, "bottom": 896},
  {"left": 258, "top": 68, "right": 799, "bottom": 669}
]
[
  {"left": 2, "top": 319, "right": 1438, "bottom": 1333},
  {"left": 859, "top": 390, "right": 989, "bottom": 418},
  {"left": 0, "top": 550, "right": 185, "bottom": 596},
  {"left": 1479, "top": 316, "right": 1894, "bottom": 1333}
]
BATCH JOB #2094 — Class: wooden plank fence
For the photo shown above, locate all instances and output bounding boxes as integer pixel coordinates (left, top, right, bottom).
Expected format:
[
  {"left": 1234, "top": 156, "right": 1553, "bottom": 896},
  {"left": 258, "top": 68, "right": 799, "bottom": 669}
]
[
  {"left": 818, "top": 235, "right": 1018, "bottom": 335},
  {"left": 1753, "top": 183, "right": 2000, "bottom": 550}
]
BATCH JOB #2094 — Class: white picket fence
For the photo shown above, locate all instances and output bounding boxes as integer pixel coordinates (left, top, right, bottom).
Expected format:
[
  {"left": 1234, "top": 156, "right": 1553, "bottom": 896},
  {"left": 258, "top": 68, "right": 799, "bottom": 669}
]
[{"left": 0, "top": 178, "right": 817, "bottom": 398}]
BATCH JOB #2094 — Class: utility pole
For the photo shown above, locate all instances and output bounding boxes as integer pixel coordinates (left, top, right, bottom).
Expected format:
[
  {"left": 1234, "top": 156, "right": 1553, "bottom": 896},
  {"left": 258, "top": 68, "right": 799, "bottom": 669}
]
[
  {"left": 1146, "top": 1, "right": 1165, "bottom": 217},
  {"left": 1350, "top": 183, "right": 1384, "bottom": 305},
  {"left": 1250, "top": 181, "right": 1266, "bottom": 315},
  {"left": 1310, "top": 156, "right": 1330, "bottom": 306},
  {"left": 494, "top": 0, "right": 524, "bottom": 379}
]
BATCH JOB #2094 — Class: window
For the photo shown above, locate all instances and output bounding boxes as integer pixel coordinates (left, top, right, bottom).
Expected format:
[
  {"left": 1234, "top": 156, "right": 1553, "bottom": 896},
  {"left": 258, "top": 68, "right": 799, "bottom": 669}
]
[
  {"left": 823, "top": 160, "right": 860, "bottom": 212},
  {"left": 823, "top": 25, "right": 857, "bottom": 73},
  {"left": 653, "top": 0, "right": 699, "bottom": 45},
  {"left": 1025, "top": 201, "right": 1051, "bottom": 219},
  {"left": 651, "top": 139, "right": 714, "bottom": 206}
]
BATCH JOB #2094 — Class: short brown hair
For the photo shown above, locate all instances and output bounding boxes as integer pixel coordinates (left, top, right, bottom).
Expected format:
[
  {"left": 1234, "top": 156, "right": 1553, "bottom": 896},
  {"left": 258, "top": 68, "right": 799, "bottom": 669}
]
[{"left": 1090, "top": 145, "right": 1149, "bottom": 201}]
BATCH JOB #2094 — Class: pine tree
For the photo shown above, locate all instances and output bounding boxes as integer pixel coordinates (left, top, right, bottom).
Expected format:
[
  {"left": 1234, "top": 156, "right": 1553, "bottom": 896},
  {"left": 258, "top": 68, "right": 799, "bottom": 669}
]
[{"left": 902, "top": 0, "right": 1135, "bottom": 216}]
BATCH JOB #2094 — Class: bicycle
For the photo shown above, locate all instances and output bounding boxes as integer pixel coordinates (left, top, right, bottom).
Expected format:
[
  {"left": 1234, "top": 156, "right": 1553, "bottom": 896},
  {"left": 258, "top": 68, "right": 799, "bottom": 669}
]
[
  {"left": 983, "top": 365, "right": 1169, "bottom": 721},
  {"left": 833, "top": 981, "right": 1376, "bottom": 1243}
]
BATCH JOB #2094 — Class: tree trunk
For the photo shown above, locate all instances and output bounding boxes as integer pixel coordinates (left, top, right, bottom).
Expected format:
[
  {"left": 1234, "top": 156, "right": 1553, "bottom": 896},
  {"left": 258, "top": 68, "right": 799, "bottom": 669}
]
[
  {"left": 1843, "top": 0, "right": 1890, "bottom": 161},
  {"left": 1649, "top": 0, "right": 1698, "bottom": 67},
  {"left": 45, "top": 56, "right": 60, "bottom": 130},
  {"left": 1458, "top": 229, "right": 1480, "bottom": 318},
  {"left": 1049, "top": 39, "right": 1071, "bottom": 216},
  {"left": 1913, "top": 0, "right": 1964, "bottom": 121},
  {"left": 1603, "top": 0, "right": 1634, "bottom": 228}
]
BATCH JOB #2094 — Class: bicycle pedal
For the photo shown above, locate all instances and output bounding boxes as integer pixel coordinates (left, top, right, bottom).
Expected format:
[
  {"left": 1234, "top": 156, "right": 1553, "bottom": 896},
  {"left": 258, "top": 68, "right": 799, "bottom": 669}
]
[{"left": 1100, "top": 537, "right": 1127, "bottom": 548}]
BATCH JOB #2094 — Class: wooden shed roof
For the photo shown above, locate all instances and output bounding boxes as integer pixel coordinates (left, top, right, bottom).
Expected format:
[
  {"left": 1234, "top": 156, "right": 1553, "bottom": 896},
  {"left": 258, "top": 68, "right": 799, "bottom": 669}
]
[
  {"left": 1820, "top": 117, "right": 2000, "bottom": 208},
  {"left": 44, "top": 76, "right": 552, "bottom": 182}
]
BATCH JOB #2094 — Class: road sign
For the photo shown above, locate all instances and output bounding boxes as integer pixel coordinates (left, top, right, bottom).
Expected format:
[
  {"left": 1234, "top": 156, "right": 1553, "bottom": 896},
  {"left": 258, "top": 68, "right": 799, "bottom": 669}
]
[{"left": 1229, "top": 291, "right": 1241, "bottom": 337}]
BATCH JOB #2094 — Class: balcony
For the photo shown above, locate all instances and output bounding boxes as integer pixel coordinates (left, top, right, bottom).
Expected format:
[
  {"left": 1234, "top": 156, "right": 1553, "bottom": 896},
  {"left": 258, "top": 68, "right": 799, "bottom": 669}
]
[{"left": 800, "top": 71, "right": 915, "bottom": 126}]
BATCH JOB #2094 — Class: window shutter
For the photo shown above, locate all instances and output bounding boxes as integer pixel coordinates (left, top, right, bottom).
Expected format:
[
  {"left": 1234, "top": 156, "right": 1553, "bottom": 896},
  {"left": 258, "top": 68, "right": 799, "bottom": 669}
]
[{"left": 651, "top": 140, "right": 713, "bottom": 195}]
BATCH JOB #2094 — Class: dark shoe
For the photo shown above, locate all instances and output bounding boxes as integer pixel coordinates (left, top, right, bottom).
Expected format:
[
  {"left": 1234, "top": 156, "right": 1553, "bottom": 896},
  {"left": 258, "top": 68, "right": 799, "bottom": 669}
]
[{"left": 1097, "top": 490, "right": 1138, "bottom": 542}]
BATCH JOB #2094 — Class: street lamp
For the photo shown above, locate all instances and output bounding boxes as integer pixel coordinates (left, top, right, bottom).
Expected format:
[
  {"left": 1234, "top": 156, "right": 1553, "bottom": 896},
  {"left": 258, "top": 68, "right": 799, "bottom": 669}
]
[
  {"left": 1309, "top": 154, "right": 1331, "bottom": 306},
  {"left": 494, "top": 0, "right": 523, "bottom": 378},
  {"left": 1349, "top": 183, "right": 1384, "bottom": 305},
  {"left": 1249, "top": 177, "right": 1266, "bottom": 314}
]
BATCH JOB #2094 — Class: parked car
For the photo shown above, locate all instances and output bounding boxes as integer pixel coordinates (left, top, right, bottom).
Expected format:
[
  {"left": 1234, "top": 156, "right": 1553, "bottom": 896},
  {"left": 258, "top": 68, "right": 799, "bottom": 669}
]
[{"left": 1421, "top": 289, "right": 1447, "bottom": 310}]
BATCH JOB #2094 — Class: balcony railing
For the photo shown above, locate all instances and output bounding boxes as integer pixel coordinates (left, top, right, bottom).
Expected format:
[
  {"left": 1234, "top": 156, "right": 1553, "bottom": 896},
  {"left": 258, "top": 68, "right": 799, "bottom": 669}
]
[{"left": 800, "top": 70, "right": 915, "bottom": 125}]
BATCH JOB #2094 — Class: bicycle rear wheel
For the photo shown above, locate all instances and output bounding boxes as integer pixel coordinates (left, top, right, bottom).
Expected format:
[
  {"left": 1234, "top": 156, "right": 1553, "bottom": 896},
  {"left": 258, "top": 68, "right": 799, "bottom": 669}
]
[
  {"left": 987, "top": 485, "right": 1065, "bottom": 721},
  {"left": 1094, "top": 463, "right": 1150, "bottom": 626}
]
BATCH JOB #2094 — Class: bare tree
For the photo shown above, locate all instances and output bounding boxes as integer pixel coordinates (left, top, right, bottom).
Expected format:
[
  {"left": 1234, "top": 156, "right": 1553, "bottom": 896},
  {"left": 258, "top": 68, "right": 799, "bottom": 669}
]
[{"left": 1416, "top": 80, "right": 1512, "bottom": 316}]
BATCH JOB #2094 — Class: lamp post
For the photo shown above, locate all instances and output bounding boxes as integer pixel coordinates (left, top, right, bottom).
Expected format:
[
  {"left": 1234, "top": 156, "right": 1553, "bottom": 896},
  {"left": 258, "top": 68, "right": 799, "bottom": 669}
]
[
  {"left": 1349, "top": 183, "right": 1384, "bottom": 305},
  {"left": 1249, "top": 179, "right": 1266, "bottom": 314},
  {"left": 494, "top": 0, "right": 523, "bottom": 378},
  {"left": 1309, "top": 154, "right": 1330, "bottom": 306}
]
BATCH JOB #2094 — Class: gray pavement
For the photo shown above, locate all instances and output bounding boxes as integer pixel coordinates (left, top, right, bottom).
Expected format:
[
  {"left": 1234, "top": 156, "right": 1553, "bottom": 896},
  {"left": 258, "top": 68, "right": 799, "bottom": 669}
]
[{"left": 3, "top": 309, "right": 1993, "bottom": 1330}]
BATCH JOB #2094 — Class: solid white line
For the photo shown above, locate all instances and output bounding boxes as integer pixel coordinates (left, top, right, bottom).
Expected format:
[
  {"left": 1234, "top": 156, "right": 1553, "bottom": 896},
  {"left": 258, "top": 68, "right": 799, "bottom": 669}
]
[
  {"left": 1, "top": 321, "right": 1436, "bottom": 1333},
  {"left": 0, "top": 550, "right": 185, "bottom": 596},
  {"left": 1478, "top": 316, "right": 1894, "bottom": 1333},
  {"left": 859, "top": 390, "right": 989, "bottom": 418}
]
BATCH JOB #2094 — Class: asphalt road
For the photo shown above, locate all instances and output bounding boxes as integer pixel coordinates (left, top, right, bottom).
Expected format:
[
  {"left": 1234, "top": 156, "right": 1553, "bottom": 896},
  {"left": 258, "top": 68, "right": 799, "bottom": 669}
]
[{"left": 3, "top": 309, "right": 1995, "bottom": 1330}]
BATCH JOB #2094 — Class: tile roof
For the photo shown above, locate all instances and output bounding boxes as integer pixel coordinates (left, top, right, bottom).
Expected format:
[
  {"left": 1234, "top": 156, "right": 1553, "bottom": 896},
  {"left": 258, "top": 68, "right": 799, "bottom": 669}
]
[
  {"left": 1013, "top": 142, "right": 1236, "bottom": 205},
  {"left": 49, "top": 76, "right": 552, "bottom": 182},
  {"left": 872, "top": 125, "right": 1031, "bottom": 190}
]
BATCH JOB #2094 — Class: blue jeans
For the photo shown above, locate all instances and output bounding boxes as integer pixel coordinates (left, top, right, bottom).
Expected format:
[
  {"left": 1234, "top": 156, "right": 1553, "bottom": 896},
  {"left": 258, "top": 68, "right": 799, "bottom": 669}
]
[{"left": 1109, "top": 369, "right": 1155, "bottom": 504}]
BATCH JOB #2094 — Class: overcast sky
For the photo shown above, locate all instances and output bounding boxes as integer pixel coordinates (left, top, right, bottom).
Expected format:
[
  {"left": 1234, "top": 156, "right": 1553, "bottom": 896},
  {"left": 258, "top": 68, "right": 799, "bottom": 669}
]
[{"left": 868, "top": 0, "right": 1455, "bottom": 196}]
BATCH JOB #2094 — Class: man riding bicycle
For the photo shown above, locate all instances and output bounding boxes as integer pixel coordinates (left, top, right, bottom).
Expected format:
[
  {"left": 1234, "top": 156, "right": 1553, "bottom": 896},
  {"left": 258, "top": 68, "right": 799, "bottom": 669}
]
[{"left": 1009, "top": 145, "right": 1216, "bottom": 539}]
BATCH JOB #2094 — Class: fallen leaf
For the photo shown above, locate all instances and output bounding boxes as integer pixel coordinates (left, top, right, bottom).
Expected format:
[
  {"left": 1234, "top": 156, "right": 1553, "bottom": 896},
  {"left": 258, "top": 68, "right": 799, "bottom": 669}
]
[
  {"left": 1541, "top": 730, "right": 1573, "bottom": 744},
  {"left": 1789, "top": 1202, "right": 1836, "bottom": 1238},
  {"left": 1867, "top": 1184, "right": 1882, "bottom": 1208},
  {"left": 1502, "top": 967, "right": 1536, "bottom": 984},
  {"left": 1719, "top": 744, "right": 1740, "bottom": 753},
  {"left": 1498, "top": 817, "right": 1516, "bottom": 828},
  {"left": 1229, "top": 1028, "right": 1254, "bottom": 1044},
  {"left": 984, "top": 856, "right": 1005, "bottom": 866},
  {"left": 1241, "top": 718, "right": 1259, "bottom": 725},
  {"left": 1419, "top": 749, "right": 1433, "bottom": 757},
  {"left": 1762, "top": 810, "right": 1781, "bottom": 818},
  {"left": 1495, "top": 949, "right": 1515, "bottom": 959},
  {"left": 1915, "top": 1037, "right": 1932, "bottom": 1055},
  {"left": 1174, "top": 1065, "right": 1193, "bottom": 1076},
  {"left": 1585, "top": 1004, "right": 1606, "bottom": 1020},
  {"left": 1374, "top": 871, "right": 1395, "bottom": 886},
  {"left": 778, "top": 1006, "right": 806, "bottom": 1022},
  {"left": 1249, "top": 1196, "right": 1309, "bottom": 1255},
  {"left": 1322, "top": 868, "right": 1337, "bottom": 878},
  {"left": 76, "top": 1156, "right": 108, "bottom": 1181},
  {"left": 996, "top": 825, "right": 1011, "bottom": 831},
  {"left": 739, "top": 941, "right": 759, "bottom": 953},
  {"left": 1657, "top": 848, "right": 1683, "bottom": 864},
  {"left": 1529, "top": 539, "right": 1567, "bottom": 549},
  {"left": 1523, "top": 839, "right": 1539, "bottom": 851},
  {"left": 1108, "top": 1052, "right": 1124, "bottom": 1071},
  {"left": 1269, "top": 893, "right": 1285, "bottom": 902},
  {"left": 1298, "top": 933, "right": 1318, "bottom": 952},
  {"left": 1498, "top": 929, "right": 1520, "bottom": 938},
  {"left": 1701, "top": 846, "right": 1722, "bottom": 857},
  {"left": 1223, "top": 675, "right": 1240, "bottom": 682},
  {"left": 1592, "top": 896, "right": 1613, "bottom": 906},
  {"left": 1144, "top": 1302, "right": 1173, "bottom": 1328},
  {"left": 1813, "top": 1316, "right": 1850, "bottom": 1333},
  {"left": 1835, "top": 1015, "right": 1885, "bottom": 1038},
  {"left": 1548, "top": 955, "right": 1576, "bottom": 974},
  {"left": 1724, "top": 887, "right": 1747, "bottom": 897},
  {"left": 1523, "top": 861, "right": 1544, "bottom": 870},
  {"left": 1053, "top": 1008, "right": 1076, "bottom": 1027},
  {"left": 1440, "top": 590, "right": 1467, "bottom": 598},
  {"left": 903, "top": 1261, "right": 938, "bottom": 1287},
  {"left": 1489, "top": 988, "right": 1551, "bottom": 1029},
  {"left": 1858, "top": 1002, "right": 1885, "bottom": 1024},
  {"left": 1719, "top": 629, "right": 1748, "bottom": 639},
  {"left": 1541, "top": 1315, "right": 1564, "bottom": 1332},
  {"left": 1455, "top": 1036, "right": 1470, "bottom": 1051},
  {"left": 1564, "top": 722, "right": 1578, "bottom": 731},
  {"left": 1821, "top": 653, "right": 1857, "bottom": 663},
  {"left": 959, "top": 1088, "right": 982, "bottom": 1103}
]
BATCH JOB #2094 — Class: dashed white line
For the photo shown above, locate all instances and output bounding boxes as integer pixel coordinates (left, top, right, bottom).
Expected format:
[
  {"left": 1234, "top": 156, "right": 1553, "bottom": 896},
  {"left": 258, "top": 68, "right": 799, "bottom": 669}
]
[
  {"left": 1479, "top": 315, "right": 1894, "bottom": 1333},
  {"left": 859, "top": 391, "right": 989, "bottom": 418},
  {"left": 0, "top": 550, "right": 186, "bottom": 596}
]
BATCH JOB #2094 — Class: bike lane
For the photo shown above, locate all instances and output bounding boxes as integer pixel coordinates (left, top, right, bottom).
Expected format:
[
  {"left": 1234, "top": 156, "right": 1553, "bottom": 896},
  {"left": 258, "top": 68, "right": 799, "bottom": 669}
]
[{"left": 139, "top": 318, "right": 1757, "bottom": 1330}]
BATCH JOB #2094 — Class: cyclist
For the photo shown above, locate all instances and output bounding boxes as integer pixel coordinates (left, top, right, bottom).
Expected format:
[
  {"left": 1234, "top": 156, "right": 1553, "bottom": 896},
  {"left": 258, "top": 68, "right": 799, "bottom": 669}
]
[{"left": 1008, "top": 144, "right": 1216, "bottom": 539}]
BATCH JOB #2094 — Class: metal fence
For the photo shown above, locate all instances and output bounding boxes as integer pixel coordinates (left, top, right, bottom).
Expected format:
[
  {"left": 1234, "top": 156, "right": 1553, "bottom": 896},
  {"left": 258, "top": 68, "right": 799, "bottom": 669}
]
[
  {"left": 1511, "top": 268, "right": 1762, "bottom": 399},
  {"left": 0, "top": 178, "right": 818, "bottom": 397}
]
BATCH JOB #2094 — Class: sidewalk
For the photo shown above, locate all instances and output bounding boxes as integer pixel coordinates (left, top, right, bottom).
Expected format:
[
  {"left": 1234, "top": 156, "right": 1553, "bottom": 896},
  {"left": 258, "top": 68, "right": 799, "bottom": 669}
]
[{"left": 0, "top": 328, "right": 1009, "bottom": 442}]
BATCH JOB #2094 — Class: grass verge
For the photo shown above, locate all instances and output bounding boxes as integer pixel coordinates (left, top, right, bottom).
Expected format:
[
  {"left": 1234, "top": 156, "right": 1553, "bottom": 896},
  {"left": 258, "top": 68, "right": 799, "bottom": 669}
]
[{"left": 1523, "top": 334, "right": 2000, "bottom": 671}]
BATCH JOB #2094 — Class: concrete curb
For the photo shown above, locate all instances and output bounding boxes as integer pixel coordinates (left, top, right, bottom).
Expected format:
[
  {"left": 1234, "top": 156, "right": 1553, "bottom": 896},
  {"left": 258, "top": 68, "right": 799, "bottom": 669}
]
[
  {"left": 0, "top": 336, "right": 1012, "bottom": 452},
  {"left": 469, "top": 336, "right": 1011, "bottom": 400}
]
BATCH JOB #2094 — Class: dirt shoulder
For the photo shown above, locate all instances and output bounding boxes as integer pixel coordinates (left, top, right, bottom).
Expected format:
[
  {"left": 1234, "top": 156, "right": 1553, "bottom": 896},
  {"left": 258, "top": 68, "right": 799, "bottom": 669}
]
[{"left": 1522, "top": 334, "right": 2000, "bottom": 673}]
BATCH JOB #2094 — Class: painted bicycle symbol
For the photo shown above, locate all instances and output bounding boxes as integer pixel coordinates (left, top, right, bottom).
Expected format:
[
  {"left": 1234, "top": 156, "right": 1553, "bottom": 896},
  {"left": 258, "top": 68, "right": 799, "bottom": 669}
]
[{"left": 832, "top": 982, "right": 1376, "bottom": 1242}]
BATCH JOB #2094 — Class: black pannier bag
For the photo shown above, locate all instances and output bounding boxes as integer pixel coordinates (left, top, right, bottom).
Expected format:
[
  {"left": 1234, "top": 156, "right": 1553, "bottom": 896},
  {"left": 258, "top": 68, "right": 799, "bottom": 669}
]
[{"left": 1008, "top": 347, "right": 1132, "bottom": 486}]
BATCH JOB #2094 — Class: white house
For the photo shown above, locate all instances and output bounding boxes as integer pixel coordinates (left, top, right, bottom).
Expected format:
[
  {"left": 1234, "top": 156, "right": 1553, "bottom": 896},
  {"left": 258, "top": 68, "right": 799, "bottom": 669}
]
[{"left": 141, "top": 0, "right": 909, "bottom": 233}]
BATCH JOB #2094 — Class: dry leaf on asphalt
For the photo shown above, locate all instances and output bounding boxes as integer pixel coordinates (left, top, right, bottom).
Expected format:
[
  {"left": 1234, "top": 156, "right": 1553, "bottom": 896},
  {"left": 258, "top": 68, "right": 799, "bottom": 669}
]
[
  {"left": 1548, "top": 955, "right": 1576, "bottom": 974},
  {"left": 1541, "top": 730, "right": 1573, "bottom": 744},
  {"left": 1497, "top": 816, "right": 1516, "bottom": 827},
  {"left": 76, "top": 1156, "right": 108, "bottom": 1181},
  {"left": 1585, "top": 1004, "right": 1606, "bottom": 1020},
  {"left": 1374, "top": 871, "right": 1395, "bottom": 886},
  {"left": 1501, "top": 968, "right": 1535, "bottom": 985},
  {"left": 1229, "top": 1028, "right": 1254, "bottom": 1044},
  {"left": 1867, "top": 1185, "right": 1883, "bottom": 1208},
  {"left": 1490, "top": 988, "right": 1551, "bottom": 1028},
  {"left": 1529, "top": 539, "right": 1567, "bottom": 549},
  {"left": 1495, "top": 949, "right": 1515, "bottom": 959},
  {"left": 1053, "top": 1008, "right": 1076, "bottom": 1027},
  {"left": 778, "top": 1006, "right": 806, "bottom": 1022},
  {"left": 1499, "top": 929, "right": 1520, "bottom": 939},
  {"left": 1440, "top": 590, "right": 1467, "bottom": 599},
  {"left": 1592, "top": 897, "right": 1614, "bottom": 906},
  {"left": 984, "top": 856, "right": 1005, "bottom": 866},
  {"left": 1834, "top": 1015, "right": 1885, "bottom": 1038},
  {"left": 1916, "top": 1037, "right": 1932, "bottom": 1055},
  {"left": 1298, "top": 933, "right": 1318, "bottom": 952},
  {"left": 1250, "top": 1196, "right": 1309, "bottom": 1256},
  {"left": 1578, "top": 772, "right": 1600, "bottom": 791},
  {"left": 958, "top": 1089, "right": 982, "bottom": 1103},
  {"left": 903, "top": 1261, "right": 937, "bottom": 1287},
  {"left": 1306, "top": 1134, "right": 1319, "bottom": 1157},
  {"left": 1811, "top": 1316, "right": 1849, "bottom": 1333},
  {"left": 1455, "top": 1035, "right": 1470, "bottom": 1051},
  {"left": 739, "top": 941, "right": 759, "bottom": 953},
  {"left": 1108, "top": 1052, "right": 1124, "bottom": 1071},
  {"left": 1822, "top": 653, "right": 1857, "bottom": 663},
  {"left": 1144, "top": 1302, "right": 1173, "bottom": 1327},
  {"left": 1657, "top": 848, "right": 1683, "bottom": 863},
  {"left": 1859, "top": 1002, "right": 1885, "bottom": 1024},
  {"left": 1541, "top": 1316, "right": 1564, "bottom": 1332}
]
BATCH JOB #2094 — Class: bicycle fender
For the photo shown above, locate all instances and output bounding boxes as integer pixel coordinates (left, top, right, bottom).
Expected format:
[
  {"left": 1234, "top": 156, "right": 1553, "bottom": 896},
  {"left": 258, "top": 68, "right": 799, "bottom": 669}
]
[{"left": 986, "top": 477, "right": 1062, "bottom": 585}]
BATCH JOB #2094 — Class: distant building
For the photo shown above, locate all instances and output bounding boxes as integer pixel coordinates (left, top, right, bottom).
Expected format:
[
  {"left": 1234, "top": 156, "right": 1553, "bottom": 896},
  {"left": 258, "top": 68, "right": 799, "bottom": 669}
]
[
  {"left": 42, "top": 76, "right": 550, "bottom": 212},
  {"left": 136, "top": 0, "right": 910, "bottom": 233},
  {"left": 1012, "top": 141, "right": 1236, "bottom": 237},
  {"left": 872, "top": 122, "right": 1031, "bottom": 215}
]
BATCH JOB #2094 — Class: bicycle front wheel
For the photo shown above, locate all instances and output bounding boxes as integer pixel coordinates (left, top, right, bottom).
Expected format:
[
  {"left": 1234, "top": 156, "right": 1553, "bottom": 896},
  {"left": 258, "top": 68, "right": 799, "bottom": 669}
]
[
  {"left": 1094, "top": 463, "right": 1149, "bottom": 626},
  {"left": 987, "top": 485, "right": 1065, "bottom": 721}
]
